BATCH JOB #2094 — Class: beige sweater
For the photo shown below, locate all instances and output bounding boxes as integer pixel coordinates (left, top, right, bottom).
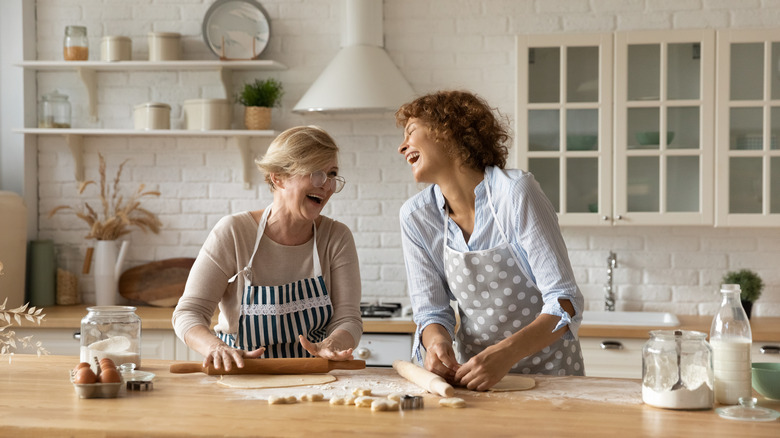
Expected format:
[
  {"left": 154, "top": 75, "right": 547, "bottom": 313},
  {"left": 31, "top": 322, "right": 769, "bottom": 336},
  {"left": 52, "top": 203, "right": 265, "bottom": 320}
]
[{"left": 172, "top": 212, "right": 363, "bottom": 347}]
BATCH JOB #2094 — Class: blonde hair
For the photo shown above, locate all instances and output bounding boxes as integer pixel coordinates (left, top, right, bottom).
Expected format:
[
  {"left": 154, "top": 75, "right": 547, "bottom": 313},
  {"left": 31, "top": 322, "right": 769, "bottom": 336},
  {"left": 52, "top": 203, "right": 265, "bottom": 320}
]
[{"left": 255, "top": 126, "right": 340, "bottom": 190}]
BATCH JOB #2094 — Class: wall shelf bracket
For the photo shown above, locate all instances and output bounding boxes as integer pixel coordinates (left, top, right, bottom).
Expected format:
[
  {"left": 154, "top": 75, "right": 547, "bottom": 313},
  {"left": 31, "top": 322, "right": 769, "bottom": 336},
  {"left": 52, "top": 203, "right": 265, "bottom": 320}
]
[
  {"left": 76, "top": 67, "right": 98, "bottom": 122},
  {"left": 64, "top": 134, "right": 84, "bottom": 182}
]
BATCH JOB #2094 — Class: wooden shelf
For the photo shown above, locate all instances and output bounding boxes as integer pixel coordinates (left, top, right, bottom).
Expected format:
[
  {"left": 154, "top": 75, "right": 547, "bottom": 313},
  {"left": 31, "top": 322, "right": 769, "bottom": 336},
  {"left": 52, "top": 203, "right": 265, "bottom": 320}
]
[
  {"left": 17, "top": 60, "right": 287, "bottom": 119},
  {"left": 15, "top": 129, "right": 276, "bottom": 188}
]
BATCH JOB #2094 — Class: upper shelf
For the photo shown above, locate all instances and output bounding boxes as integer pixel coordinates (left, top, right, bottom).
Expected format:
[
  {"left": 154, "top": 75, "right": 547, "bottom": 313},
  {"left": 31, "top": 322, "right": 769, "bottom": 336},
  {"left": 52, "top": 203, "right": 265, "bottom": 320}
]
[
  {"left": 17, "top": 60, "right": 287, "bottom": 120},
  {"left": 16, "top": 60, "right": 287, "bottom": 71}
]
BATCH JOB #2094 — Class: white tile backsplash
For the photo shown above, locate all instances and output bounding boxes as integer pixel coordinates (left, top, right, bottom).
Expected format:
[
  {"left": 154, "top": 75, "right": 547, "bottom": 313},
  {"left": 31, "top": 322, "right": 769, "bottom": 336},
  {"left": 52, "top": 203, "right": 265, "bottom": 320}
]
[{"left": 20, "top": 0, "right": 780, "bottom": 316}]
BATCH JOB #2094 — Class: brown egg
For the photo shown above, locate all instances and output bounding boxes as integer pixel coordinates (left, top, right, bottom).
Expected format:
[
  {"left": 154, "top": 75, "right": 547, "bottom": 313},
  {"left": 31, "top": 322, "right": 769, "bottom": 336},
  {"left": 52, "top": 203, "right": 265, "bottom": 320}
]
[
  {"left": 99, "top": 358, "right": 116, "bottom": 369},
  {"left": 73, "top": 367, "right": 97, "bottom": 384},
  {"left": 73, "top": 362, "right": 91, "bottom": 374},
  {"left": 98, "top": 368, "right": 121, "bottom": 383}
]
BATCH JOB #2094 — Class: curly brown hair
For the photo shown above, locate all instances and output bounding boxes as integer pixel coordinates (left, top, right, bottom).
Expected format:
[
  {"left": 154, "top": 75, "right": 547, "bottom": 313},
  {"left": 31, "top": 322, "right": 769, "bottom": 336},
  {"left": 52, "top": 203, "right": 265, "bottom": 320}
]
[{"left": 395, "top": 90, "right": 510, "bottom": 170}]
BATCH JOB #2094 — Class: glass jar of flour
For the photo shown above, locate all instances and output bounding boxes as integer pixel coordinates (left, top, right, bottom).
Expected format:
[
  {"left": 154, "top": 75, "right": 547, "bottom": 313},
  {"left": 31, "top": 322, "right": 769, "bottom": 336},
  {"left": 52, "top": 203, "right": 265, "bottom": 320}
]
[
  {"left": 642, "top": 330, "right": 714, "bottom": 410},
  {"left": 80, "top": 306, "right": 142, "bottom": 368}
]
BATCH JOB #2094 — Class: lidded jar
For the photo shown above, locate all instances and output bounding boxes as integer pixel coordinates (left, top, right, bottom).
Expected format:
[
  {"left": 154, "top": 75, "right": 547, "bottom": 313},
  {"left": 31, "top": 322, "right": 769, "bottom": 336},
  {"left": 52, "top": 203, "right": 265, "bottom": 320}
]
[
  {"left": 38, "top": 90, "right": 71, "bottom": 128},
  {"left": 80, "top": 306, "right": 142, "bottom": 368},
  {"left": 63, "top": 25, "right": 88, "bottom": 61},
  {"left": 642, "top": 330, "right": 713, "bottom": 410}
]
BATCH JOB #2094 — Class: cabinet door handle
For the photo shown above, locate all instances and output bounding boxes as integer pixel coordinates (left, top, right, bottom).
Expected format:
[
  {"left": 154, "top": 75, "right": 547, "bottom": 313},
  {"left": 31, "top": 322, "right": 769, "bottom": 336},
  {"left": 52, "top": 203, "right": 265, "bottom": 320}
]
[
  {"left": 355, "top": 347, "right": 371, "bottom": 360},
  {"left": 73, "top": 331, "right": 81, "bottom": 340},
  {"left": 600, "top": 341, "right": 624, "bottom": 350},
  {"left": 759, "top": 345, "right": 780, "bottom": 355}
]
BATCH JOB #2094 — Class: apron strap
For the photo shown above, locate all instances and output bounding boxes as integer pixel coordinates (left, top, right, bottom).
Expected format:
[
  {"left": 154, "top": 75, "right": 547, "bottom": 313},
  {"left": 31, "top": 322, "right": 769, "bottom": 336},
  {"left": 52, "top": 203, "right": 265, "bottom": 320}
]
[{"left": 229, "top": 204, "right": 322, "bottom": 282}]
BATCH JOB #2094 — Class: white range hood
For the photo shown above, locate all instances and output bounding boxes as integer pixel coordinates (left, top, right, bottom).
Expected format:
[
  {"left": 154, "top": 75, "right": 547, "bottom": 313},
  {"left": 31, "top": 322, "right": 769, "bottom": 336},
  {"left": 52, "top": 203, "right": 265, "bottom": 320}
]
[{"left": 293, "top": 0, "right": 415, "bottom": 113}]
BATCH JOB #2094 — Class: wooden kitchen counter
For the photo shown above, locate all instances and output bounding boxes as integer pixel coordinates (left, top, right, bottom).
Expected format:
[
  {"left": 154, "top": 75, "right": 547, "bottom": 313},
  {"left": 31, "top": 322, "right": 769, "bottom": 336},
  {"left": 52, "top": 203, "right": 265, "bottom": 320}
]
[
  {"left": 1, "top": 355, "right": 778, "bottom": 437},
  {"left": 34, "top": 306, "right": 780, "bottom": 341}
]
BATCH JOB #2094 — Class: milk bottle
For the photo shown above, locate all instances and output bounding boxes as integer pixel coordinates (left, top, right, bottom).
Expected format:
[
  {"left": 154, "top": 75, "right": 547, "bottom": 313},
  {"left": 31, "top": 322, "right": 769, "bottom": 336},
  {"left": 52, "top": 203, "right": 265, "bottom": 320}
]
[{"left": 709, "top": 284, "right": 752, "bottom": 405}]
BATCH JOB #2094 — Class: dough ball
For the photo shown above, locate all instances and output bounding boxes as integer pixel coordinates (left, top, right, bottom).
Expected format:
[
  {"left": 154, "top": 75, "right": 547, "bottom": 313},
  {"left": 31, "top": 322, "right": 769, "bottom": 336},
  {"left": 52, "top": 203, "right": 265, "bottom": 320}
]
[{"left": 439, "top": 397, "right": 466, "bottom": 408}]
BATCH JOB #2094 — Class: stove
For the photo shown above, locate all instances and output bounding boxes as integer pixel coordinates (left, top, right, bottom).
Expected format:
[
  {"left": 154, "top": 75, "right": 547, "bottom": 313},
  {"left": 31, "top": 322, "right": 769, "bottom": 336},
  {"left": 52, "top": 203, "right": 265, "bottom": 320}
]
[
  {"left": 357, "top": 301, "right": 413, "bottom": 366},
  {"left": 360, "top": 302, "right": 403, "bottom": 319}
]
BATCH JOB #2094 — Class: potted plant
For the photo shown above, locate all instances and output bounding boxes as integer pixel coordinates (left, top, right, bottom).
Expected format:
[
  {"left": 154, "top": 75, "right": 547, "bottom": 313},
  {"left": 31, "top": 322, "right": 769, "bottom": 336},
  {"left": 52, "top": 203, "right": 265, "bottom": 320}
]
[
  {"left": 722, "top": 269, "right": 764, "bottom": 318},
  {"left": 236, "top": 78, "right": 284, "bottom": 130}
]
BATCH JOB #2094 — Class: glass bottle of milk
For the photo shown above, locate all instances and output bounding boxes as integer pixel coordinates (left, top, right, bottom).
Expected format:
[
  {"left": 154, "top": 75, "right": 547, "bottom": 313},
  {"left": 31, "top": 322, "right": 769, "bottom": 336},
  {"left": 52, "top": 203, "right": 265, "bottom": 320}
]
[{"left": 709, "top": 284, "right": 752, "bottom": 405}]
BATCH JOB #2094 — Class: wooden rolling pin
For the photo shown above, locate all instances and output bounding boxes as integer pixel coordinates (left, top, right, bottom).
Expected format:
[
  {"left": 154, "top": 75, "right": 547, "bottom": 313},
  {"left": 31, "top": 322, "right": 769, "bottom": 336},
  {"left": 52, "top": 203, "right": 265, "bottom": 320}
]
[
  {"left": 392, "top": 360, "right": 454, "bottom": 397},
  {"left": 169, "top": 358, "right": 365, "bottom": 375}
]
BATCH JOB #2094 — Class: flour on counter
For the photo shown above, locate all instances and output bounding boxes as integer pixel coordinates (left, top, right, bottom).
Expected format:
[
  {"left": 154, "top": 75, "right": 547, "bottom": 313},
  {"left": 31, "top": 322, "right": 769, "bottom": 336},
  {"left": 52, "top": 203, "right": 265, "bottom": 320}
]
[
  {"left": 462, "top": 376, "right": 643, "bottom": 405},
  {"left": 214, "top": 369, "right": 426, "bottom": 401}
]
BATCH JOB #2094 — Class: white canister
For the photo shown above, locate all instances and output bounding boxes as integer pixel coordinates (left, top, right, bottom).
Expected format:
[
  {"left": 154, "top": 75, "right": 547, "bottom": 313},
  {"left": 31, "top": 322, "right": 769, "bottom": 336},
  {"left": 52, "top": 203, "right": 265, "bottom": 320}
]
[
  {"left": 0, "top": 191, "right": 28, "bottom": 309},
  {"left": 100, "top": 36, "right": 131, "bottom": 62},
  {"left": 183, "top": 99, "right": 231, "bottom": 130},
  {"left": 148, "top": 32, "right": 181, "bottom": 61},
  {"left": 134, "top": 102, "right": 171, "bottom": 130}
]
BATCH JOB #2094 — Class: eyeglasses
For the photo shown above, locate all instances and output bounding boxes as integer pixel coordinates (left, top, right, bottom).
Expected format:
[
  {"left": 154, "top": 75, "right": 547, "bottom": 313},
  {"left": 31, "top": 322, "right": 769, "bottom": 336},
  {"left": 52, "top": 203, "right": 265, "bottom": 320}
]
[{"left": 310, "top": 170, "right": 346, "bottom": 193}]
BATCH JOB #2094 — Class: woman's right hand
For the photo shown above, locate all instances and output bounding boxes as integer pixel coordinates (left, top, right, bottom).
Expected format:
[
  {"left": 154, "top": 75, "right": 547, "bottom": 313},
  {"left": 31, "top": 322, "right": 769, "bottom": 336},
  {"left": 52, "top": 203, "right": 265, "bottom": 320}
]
[
  {"left": 204, "top": 343, "right": 265, "bottom": 372},
  {"left": 421, "top": 325, "right": 460, "bottom": 382}
]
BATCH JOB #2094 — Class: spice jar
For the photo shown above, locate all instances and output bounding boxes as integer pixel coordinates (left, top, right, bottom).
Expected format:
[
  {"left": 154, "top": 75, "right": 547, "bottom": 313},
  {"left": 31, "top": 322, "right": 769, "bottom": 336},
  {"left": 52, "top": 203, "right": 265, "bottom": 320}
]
[
  {"left": 55, "top": 244, "right": 80, "bottom": 305},
  {"left": 80, "top": 306, "right": 142, "bottom": 368},
  {"left": 642, "top": 330, "right": 713, "bottom": 410},
  {"left": 64, "top": 25, "right": 88, "bottom": 61},
  {"left": 38, "top": 90, "right": 72, "bottom": 128}
]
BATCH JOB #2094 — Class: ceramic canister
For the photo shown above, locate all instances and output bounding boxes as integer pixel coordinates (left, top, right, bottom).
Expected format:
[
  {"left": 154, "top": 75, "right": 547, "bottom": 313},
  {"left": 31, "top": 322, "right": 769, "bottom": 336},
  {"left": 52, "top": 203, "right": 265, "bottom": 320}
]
[
  {"left": 148, "top": 32, "right": 181, "bottom": 61},
  {"left": 182, "top": 99, "right": 231, "bottom": 130},
  {"left": 100, "top": 36, "right": 131, "bottom": 61},
  {"left": 134, "top": 102, "right": 171, "bottom": 130}
]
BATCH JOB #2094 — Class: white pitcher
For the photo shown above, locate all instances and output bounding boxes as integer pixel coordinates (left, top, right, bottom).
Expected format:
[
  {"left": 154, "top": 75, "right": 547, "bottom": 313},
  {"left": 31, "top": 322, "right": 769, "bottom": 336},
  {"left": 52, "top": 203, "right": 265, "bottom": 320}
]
[{"left": 93, "top": 240, "right": 129, "bottom": 306}]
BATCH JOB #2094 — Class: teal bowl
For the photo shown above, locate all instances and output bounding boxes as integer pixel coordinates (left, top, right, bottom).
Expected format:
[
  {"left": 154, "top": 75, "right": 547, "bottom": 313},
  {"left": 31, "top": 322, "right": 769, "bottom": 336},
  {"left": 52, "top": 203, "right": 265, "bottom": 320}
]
[
  {"left": 752, "top": 362, "right": 780, "bottom": 400},
  {"left": 635, "top": 131, "right": 675, "bottom": 146},
  {"left": 567, "top": 135, "right": 598, "bottom": 150}
]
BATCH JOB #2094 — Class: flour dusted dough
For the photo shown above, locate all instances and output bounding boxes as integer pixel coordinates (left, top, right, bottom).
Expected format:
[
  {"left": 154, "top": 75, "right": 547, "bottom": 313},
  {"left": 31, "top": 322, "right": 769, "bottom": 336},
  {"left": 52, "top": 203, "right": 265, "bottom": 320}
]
[
  {"left": 217, "top": 374, "right": 336, "bottom": 389},
  {"left": 488, "top": 375, "right": 536, "bottom": 392}
]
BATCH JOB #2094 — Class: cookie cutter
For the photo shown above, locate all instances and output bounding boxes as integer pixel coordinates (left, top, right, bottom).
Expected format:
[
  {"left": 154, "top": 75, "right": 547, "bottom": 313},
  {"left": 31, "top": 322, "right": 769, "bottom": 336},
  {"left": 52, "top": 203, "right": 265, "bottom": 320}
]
[{"left": 400, "top": 395, "right": 424, "bottom": 410}]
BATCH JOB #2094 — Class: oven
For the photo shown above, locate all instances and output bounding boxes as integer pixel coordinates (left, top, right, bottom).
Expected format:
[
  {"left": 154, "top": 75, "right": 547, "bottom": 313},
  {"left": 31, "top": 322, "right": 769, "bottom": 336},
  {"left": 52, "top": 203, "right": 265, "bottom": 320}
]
[{"left": 357, "top": 302, "right": 414, "bottom": 367}]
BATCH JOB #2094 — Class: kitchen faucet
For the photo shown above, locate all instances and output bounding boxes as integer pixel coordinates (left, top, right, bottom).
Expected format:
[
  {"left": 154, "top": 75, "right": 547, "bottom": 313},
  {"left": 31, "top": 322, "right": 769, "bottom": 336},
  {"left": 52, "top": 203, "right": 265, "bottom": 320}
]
[{"left": 604, "top": 251, "right": 618, "bottom": 311}]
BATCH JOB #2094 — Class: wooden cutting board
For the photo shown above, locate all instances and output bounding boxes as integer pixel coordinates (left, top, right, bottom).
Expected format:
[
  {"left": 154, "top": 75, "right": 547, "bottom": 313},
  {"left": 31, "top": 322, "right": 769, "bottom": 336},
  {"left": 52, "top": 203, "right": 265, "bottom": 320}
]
[{"left": 119, "top": 258, "right": 195, "bottom": 307}]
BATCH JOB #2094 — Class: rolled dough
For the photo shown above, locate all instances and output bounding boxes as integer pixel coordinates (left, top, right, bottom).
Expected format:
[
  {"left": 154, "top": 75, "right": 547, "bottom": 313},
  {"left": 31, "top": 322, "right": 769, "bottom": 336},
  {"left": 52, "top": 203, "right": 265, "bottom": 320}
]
[
  {"left": 217, "top": 374, "right": 336, "bottom": 389},
  {"left": 488, "top": 375, "right": 536, "bottom": 392}
]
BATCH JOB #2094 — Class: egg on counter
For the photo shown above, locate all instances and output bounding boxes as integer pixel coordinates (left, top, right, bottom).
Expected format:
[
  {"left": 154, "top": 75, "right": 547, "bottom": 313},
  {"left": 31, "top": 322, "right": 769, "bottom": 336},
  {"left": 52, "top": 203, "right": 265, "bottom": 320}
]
[
  {"left": 98, "top": 368, "right": 121, "bottom": 384},
  {"left": 73, "top": 366, "right": 97, "bottom": 384}
]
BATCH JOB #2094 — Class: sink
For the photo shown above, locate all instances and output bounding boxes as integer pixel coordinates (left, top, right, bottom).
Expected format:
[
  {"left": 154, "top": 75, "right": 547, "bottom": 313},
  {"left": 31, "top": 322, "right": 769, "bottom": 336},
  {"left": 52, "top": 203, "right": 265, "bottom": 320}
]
[{"left": 581, "top": 310, "right": 680, "bottom": 327}]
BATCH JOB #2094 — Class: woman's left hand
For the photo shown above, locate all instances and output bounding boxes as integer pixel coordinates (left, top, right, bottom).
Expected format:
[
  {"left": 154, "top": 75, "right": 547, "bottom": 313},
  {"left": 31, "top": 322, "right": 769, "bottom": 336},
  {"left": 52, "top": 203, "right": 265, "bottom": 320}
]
[
  {"left": 454, "top": 343, "right": 515, "bottom": 391},
  {"left": 299, "top": 334, "right": 354, "bottom": 361}
]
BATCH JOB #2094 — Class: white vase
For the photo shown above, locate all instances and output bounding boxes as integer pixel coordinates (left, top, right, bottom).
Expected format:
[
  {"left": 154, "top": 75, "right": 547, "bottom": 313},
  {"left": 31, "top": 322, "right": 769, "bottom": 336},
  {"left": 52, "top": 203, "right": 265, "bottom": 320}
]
[{"left": 93, "top": 240, "right": 129, "bottom": 306}]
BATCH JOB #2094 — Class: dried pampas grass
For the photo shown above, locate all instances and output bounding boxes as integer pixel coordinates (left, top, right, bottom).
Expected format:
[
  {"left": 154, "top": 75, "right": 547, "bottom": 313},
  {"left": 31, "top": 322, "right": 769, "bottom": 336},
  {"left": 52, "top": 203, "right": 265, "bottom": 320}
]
[{"left": 49, "top": 154, "right": 162, "bottom": 241}]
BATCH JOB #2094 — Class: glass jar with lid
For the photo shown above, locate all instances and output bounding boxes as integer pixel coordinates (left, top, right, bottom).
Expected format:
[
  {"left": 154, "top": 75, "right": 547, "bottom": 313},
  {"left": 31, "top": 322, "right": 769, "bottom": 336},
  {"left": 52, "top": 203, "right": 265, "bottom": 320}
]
[
  {"left": 642, "top": 330, "right": 713, "bottom": 410},
  {"left": 64, "top": 25, "right": 88, "bottom": 61},
  {"left": 80, "top": 306, "right": 142, "bottom": 368},
  {"left": 38, "top": 90, "right": 71, "bottom": 128}
]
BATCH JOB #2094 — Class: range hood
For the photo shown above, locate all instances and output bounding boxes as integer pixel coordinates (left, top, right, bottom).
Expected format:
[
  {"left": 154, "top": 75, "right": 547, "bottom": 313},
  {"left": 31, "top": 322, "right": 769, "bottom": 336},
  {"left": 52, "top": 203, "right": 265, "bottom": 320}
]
[{"left": 292, "top": 0, "right": 415, "bottom": 113}]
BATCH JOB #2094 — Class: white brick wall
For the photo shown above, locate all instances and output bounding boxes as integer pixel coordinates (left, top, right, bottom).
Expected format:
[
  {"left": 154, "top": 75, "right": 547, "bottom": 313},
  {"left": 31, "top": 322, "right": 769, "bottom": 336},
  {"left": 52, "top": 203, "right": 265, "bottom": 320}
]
[{"left": 30, "top": 0, "right": 780, "bottom": 316}]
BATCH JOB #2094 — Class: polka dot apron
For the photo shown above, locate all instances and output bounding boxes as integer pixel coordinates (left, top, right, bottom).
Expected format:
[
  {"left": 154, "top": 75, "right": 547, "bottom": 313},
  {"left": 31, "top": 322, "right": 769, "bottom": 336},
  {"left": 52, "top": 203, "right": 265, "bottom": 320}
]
[
  {"left": 220, "top": 204, "right": 333, "bottom": 358},
  {"left": 443, "top": 182, "right": 584, "bottom": 376}
]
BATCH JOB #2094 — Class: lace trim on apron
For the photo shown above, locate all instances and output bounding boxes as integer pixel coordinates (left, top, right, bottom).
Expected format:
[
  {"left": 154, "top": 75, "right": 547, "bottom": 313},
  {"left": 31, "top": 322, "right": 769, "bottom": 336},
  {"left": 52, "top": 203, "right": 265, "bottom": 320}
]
[{"left": 240, "top": 295, "right": 333, "bottom": 316}]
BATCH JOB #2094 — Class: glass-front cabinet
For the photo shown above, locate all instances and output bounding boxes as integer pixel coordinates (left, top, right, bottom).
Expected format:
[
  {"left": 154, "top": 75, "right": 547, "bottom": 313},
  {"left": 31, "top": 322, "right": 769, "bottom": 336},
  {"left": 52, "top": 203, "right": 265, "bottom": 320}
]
[
  {"left": 516, "top": 34, "right": 613, "bottom": 226},
  {"left": 614, "top": 30, "right": 715, "bottom": 225},
  {"left": 517, "top": 30, "right": 715, "bottom": 226},
  {"left": 716, "top": 29, "right": 780, "bottom": 226}
]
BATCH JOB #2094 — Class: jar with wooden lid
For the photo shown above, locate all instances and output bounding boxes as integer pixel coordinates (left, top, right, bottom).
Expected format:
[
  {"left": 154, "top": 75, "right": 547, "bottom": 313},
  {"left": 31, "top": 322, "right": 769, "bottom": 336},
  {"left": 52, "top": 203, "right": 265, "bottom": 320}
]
[{"left": 64, "top": 25, "right": 88, "bottom": 61}]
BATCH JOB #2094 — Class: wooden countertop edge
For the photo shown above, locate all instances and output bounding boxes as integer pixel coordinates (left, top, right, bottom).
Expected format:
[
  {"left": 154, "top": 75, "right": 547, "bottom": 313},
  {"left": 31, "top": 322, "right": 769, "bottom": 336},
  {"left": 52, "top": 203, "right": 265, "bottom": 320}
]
[{"left": 26, "top": 305, "right": 780, "bottom": 341}]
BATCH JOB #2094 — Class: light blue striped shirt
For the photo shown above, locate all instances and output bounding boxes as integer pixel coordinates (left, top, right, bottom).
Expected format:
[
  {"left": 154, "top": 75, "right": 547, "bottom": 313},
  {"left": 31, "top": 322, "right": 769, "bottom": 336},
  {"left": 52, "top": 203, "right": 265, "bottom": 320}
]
[{"left": 399, "top": 166, "right": 584, "bottom": 361}]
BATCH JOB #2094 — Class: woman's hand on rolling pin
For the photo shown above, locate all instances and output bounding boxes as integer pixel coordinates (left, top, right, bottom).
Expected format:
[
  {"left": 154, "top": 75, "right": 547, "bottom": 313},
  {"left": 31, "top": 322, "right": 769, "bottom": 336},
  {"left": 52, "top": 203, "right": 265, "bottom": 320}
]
[
  {"left": 423, "top": 339, "right": 460, "bottom": 383},
  {"left": 204, "top": 343, "right": 265, "bottom": 372},
  {"left": 299, "top": 334, "right": 354, "bottom": 361},
  {"left": 454, "top": 343, "right": 514, "bottom": 391}
]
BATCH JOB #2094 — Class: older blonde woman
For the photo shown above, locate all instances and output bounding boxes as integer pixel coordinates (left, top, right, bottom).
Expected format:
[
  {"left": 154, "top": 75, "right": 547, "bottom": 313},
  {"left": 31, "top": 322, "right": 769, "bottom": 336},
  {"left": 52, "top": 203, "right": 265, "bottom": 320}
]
[{"left": 173, "top": 126, "right": 362, "bottom": 371}]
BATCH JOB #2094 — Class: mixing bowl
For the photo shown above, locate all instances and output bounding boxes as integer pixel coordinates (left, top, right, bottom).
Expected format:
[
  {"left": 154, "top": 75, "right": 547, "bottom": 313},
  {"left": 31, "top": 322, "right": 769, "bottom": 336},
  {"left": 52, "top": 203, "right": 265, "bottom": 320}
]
[
  {"left": 752, "top": 362, "right": 780, "bottom": 400},
  {"left": 635, "top": 131, "right": 675, "bottom": 146}
]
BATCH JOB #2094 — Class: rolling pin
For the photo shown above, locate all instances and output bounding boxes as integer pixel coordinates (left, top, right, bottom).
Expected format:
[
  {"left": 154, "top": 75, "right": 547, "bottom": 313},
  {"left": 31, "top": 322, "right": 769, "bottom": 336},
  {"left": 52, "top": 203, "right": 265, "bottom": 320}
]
[
  {"left": 169, "top": 358, "right": 365, "bottom": 375},
  {"left": 392, "top": 360, "right": 454, "bottom": 397}
]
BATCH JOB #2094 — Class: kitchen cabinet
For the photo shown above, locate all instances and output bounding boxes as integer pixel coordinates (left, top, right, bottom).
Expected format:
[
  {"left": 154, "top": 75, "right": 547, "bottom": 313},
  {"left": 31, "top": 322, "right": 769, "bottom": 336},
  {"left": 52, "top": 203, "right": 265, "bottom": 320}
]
[
  {"left": 579, "top": 336, "right": 644, "bottom": 378},
  {"left": 715, "top": 29, "right": 780, "bottom": 226},
  {"left": 517, "top": 30, "right": 716, "bottom": 226},
  {"left": 12, "top": 327, "right": 198, "bottom": 361}
]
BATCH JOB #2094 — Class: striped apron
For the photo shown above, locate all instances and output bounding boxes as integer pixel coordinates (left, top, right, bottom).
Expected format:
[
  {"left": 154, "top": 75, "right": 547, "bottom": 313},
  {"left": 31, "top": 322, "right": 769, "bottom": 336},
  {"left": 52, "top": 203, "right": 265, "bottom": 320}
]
[
  {"left": 220, "top": 205, "right": 333, "bottom": 358},
  {"left": 443, "top": 179, "right": 584, "bottom": 376}
]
